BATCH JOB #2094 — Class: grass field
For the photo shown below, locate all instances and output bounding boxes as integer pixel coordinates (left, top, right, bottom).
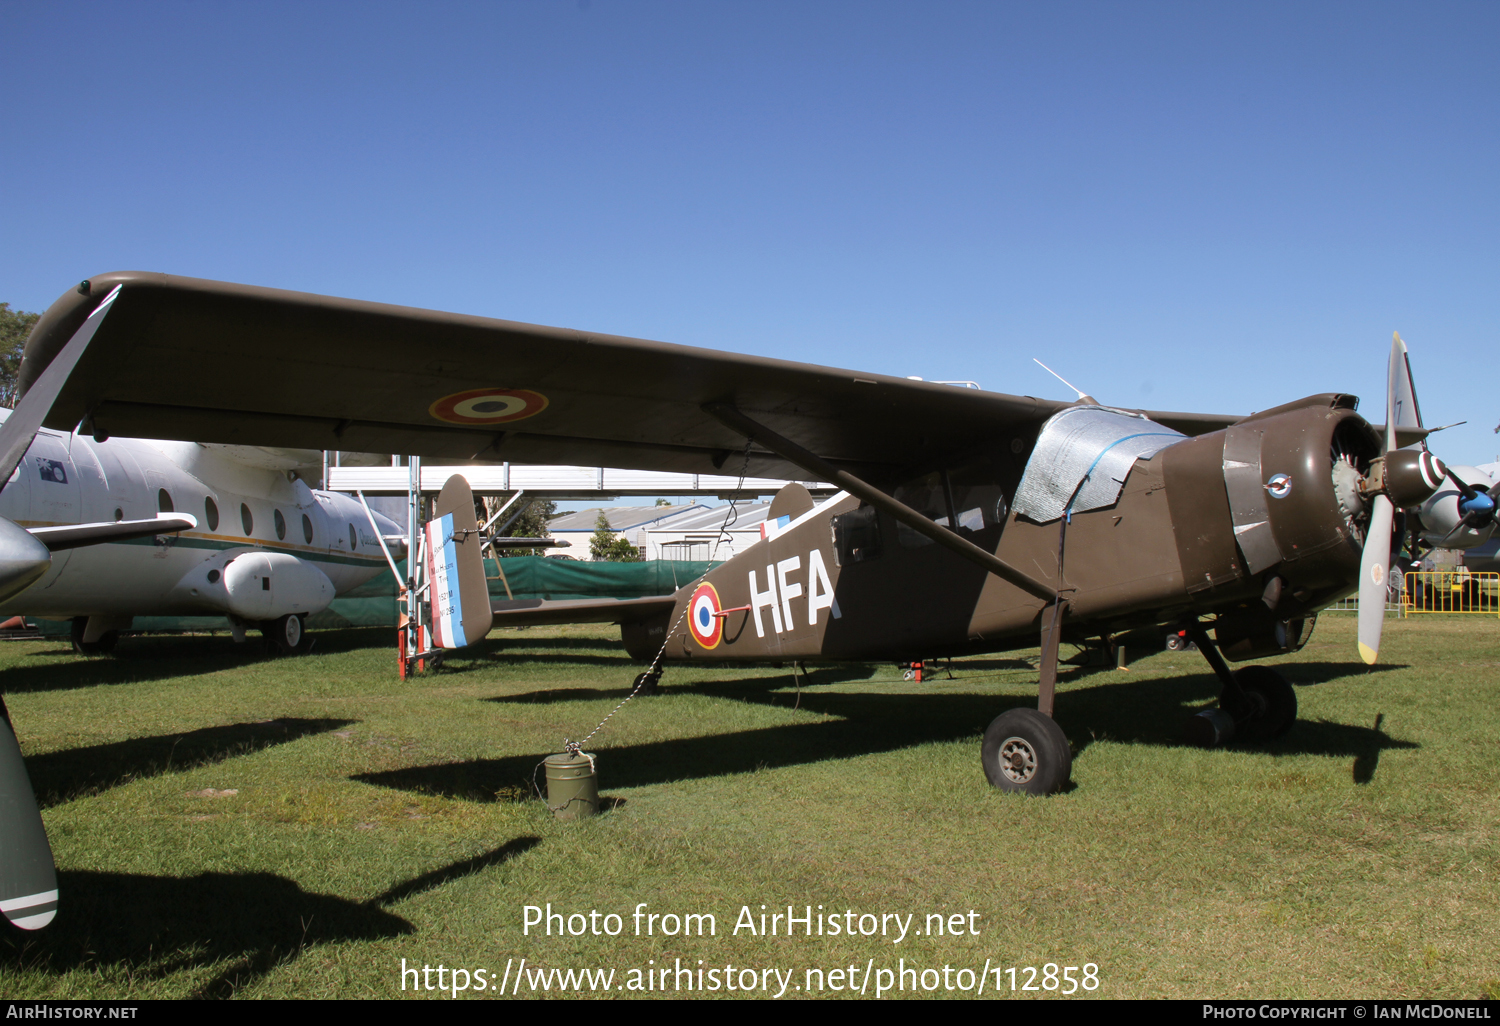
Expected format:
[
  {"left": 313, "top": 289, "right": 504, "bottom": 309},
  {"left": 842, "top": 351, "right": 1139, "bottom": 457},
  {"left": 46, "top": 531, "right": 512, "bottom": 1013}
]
[{"left": 1, "top": 613, "right": 1497, "bottom": 1000}]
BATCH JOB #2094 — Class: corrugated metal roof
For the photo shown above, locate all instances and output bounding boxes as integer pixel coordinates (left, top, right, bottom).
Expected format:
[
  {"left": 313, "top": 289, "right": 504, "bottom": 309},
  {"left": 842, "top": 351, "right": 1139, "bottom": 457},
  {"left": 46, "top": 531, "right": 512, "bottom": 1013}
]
[
  {"left": 548, "top": 504, "right": 709, "bottom": 532},
  {"left": 648, "top": 502, "right": 773, "bottom": 533}
]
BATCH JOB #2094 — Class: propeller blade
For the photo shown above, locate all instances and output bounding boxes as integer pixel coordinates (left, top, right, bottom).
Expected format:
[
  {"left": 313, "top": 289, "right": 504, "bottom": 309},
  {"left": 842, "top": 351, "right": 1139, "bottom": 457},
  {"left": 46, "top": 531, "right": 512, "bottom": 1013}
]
[
  {"left": 0, "top": 700, "right": 57, "bottom": 930},
  {"left": 0, "top": 284, "right": 121, "bottom": 495},
  {"left": 1385, "top": 333, "right": 1404, "bottom": 455},
  {"left": 1444, "top": 467, "right": 1483, "bottom": 504},
  {"left": 1358, "top": 493, "right": 1395, "bottom": 665}
]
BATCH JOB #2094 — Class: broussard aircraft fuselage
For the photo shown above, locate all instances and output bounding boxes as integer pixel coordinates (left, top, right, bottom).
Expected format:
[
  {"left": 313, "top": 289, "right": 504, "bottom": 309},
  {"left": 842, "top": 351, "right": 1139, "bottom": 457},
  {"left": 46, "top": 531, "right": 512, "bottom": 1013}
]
[
  {"left": 0, "top": 409, "right": 400, "bottom": 653},
  {"left": 15, "top": 274, "right": 1477, "bottom": 771},
  {"left": 0, "top": 270, "right": 1489, "bottom": 933}
]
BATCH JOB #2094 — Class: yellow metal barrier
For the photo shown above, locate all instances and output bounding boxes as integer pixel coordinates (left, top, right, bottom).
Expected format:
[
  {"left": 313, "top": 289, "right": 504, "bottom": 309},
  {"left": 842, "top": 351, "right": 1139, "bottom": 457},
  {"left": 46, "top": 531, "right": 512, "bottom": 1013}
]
[{"left": 1403, "top": 571, "right": 1500, "bottom": 617}]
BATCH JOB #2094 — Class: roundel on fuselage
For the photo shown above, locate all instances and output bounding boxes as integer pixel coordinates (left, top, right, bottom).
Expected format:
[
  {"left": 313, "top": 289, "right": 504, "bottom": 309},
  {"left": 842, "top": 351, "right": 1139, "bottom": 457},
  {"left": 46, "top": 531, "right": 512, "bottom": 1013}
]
[{"left": 688, "top": 582, "right": 723, "bottom": 649}]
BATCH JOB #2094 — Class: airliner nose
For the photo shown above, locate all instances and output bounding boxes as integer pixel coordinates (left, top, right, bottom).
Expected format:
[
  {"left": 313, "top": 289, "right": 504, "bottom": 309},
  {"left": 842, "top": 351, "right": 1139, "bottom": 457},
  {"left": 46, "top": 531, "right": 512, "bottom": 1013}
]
[{"left": 0, "top": 518, "right": 53, "bottom": 606}]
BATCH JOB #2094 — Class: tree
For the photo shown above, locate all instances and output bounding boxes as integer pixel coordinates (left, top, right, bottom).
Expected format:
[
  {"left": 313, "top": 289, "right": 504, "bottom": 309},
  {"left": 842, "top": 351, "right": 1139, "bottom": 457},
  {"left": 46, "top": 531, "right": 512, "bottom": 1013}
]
[
  {"left": 589, "top": 511, "right": 642, "bottom": 562},
  {"left": 486, "top": 493, "right": 559, "bottom": 558},
  {"left": 0, "top": 302, "right": 40, "bottom": 409}
]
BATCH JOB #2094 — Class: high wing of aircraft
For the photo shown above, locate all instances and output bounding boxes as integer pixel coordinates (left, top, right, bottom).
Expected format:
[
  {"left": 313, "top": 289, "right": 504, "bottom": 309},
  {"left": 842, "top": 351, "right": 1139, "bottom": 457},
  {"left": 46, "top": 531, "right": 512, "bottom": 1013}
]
[
  {"left": 0, "top": 270, "right": 1467, "bottom": 933},
  {"left": 0, "top": 410, "right": 404, "bottom": 655}
]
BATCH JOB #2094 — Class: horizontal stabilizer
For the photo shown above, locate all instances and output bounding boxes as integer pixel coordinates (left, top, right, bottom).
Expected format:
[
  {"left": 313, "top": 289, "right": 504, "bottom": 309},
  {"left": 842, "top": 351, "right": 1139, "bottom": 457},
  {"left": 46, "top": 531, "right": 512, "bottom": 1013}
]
[
  {"left": 28, "top": 513, "right": 198, "bottom": 552},
  {"left": 491, "top": 595, "right": 676, "bottom": 627}
]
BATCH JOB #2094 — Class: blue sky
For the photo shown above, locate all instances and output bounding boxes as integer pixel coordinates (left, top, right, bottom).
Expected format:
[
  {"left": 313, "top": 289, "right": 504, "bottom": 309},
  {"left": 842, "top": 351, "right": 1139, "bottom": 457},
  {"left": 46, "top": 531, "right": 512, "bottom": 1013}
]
[{"left": 4, "top": 1, "right": 1497, "bottom": 471}]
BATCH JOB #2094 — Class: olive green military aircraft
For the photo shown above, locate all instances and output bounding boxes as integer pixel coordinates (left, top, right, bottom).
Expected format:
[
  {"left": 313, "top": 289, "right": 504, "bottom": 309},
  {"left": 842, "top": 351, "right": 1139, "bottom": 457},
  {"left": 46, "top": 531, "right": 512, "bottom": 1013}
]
[{"left": 0, "top": 271, "right": 1473, "bottom": 931}]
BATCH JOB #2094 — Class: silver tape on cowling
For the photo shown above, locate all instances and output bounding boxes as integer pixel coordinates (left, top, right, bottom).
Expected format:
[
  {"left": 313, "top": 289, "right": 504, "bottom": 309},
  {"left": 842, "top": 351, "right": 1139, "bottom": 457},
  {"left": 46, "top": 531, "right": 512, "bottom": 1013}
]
[{"left": 1012, "top": 406, "right": 1185, "bottom": 524}]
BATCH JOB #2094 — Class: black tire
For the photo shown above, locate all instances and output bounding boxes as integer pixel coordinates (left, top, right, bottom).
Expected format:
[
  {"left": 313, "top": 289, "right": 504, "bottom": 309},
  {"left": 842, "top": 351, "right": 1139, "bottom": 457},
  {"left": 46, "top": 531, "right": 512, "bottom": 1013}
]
[
  {"left": 70, "top": 617, "right": 118, "bottom": 656},
  {"left": 981, "top": 708, "right": 1072, "bottom": 795},
  {"left": 262, "top": 613, "right": 306, "bottom": 656},
  {"left": 632, "top": 671, "right": 662, "bottom": 695},
  {"left": 1165, "top": 633, "right": 1185, "bottom": 651},
  {"left": 1224, "top": 665, "right": 1296, "bottom": 742}
]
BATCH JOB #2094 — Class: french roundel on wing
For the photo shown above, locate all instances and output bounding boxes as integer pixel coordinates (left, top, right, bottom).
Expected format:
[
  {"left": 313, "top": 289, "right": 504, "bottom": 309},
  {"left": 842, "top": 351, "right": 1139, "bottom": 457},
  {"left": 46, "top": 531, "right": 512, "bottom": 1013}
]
[
  {"left": 429, "top": 388, "right": 549, "bottom": 425},
  {"left": 689, "top": 583, "right": 723, "bottom": 649}
]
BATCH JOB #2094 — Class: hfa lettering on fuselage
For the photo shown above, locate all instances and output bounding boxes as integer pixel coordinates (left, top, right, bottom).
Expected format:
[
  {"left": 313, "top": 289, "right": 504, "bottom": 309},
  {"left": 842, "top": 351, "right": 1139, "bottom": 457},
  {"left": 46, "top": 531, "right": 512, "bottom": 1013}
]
[{"left": 745, "top": 548, "right": 841, "bottom": 639}]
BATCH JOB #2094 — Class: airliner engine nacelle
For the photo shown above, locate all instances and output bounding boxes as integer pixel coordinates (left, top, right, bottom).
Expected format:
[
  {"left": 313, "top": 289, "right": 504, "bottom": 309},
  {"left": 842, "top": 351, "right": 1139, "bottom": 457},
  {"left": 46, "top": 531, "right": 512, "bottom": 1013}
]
[{"left": 1415, "top": 465, "right": 1498, "bottom": 551}]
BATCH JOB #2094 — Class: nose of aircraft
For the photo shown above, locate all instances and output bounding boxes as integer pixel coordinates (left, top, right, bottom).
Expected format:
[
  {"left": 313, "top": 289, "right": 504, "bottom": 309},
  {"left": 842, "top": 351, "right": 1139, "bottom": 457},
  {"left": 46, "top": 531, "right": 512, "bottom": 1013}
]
[{"left": 0, "top": 518, "right": 53, "bottom": 607}]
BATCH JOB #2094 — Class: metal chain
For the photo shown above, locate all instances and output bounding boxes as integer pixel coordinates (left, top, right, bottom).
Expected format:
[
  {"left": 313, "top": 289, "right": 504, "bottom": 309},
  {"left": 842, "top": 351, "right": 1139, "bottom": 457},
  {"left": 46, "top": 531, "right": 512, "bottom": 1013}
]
[{"left": 563, "top": 442, "right": 755, "bottom": 755}]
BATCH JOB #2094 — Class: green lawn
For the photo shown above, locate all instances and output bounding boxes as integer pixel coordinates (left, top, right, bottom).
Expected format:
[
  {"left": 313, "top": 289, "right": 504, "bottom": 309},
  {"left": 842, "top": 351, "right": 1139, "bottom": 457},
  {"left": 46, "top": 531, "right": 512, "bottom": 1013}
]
[{"left": 1, "top": 613, "right": 1497, "bottom": 999}]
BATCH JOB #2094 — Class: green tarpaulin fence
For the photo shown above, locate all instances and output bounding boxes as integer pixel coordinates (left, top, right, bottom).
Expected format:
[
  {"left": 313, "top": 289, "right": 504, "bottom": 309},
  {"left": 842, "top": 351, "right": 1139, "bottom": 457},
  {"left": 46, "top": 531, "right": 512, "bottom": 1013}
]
[{"left": 36, "top": 558, "right": 716, "bottom": 635}]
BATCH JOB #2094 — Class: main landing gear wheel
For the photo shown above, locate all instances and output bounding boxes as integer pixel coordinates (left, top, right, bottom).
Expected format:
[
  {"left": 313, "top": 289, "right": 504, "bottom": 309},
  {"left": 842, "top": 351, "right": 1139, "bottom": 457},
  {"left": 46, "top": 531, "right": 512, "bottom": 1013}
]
[
  {"left": 981, "top": 708, "right": 1072, "bottom": 796},
  {"left": 632, "top": 670, "right": 662, "bottom": 695},
  {"left": 262, "top": 614, "right": 306, "bottom": 656},
  {"left": 69, "top": 617, "right": 118, "bottom": 656},
  {"left": 1223, "top": 665, "right": 1296, "bottom": 742}
]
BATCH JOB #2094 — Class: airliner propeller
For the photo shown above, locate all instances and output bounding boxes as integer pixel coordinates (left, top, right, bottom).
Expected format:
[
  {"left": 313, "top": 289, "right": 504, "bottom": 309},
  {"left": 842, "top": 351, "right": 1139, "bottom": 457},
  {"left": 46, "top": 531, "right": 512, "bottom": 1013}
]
[{"left": 1433, "top": 468, "right": 1498, "bottom": 546}]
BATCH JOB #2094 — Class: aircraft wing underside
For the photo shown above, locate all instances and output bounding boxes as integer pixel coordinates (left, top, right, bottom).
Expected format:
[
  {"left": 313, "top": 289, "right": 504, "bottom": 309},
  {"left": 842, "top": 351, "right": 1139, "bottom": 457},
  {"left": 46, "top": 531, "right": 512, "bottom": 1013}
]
[{"left": 22, "top": 272, "right": 1239, "bottom": 480}]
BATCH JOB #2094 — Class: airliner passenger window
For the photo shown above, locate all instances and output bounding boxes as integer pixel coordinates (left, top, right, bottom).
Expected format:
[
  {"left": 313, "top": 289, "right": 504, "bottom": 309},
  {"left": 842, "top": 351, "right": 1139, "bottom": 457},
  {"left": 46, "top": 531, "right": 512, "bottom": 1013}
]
[
  {"left": 274, "top": 509, "right": 287, "bottom": 541},
  {"left": 158, "top": 489, "right": 173, "bottom": 514},
  {"left": 302, "top": 514, "right": 314, "bottom": 544},
  {"left": 204, "top": 497, "right": 220, "bottom": 531},
  {"left": 241, "top": 503, "right": 254, "bottom": 536}
]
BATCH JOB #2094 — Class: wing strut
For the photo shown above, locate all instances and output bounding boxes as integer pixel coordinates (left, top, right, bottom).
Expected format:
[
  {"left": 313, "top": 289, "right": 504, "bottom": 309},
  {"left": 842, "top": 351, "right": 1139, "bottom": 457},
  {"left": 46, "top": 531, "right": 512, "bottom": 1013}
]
[{"left": 702, "top": 403, "right": 1059, "bottom": 602}]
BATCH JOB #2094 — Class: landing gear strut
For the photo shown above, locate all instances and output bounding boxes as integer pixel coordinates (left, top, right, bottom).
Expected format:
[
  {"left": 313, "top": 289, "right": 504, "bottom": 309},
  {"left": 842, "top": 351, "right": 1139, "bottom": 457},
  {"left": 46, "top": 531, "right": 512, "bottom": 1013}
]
[{"left": 70, "top": 617, "right": 118, "bottom": 656}]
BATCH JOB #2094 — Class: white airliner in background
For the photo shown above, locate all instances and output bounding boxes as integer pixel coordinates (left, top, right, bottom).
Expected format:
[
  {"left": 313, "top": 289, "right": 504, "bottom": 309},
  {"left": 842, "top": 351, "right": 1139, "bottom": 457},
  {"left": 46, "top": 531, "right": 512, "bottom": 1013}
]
[{"left": 0, "top": 409, "right": 401, "bottom": 653}]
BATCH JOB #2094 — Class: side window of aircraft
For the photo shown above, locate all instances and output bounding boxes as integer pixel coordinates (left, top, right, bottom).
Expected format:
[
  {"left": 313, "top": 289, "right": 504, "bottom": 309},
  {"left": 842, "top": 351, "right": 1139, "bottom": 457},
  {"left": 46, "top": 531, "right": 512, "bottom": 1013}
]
[
  {"left": 892, "top": 465, "right": 1010, "bottom": 548},
  {"left": 832, "top": 505, "right": 881, "bottom": 566},
  {"left": 349, "top": 524, "right": 357, "bottom": 551},
  {"left": 274, "top": 509, "right": 287, "bottom": 541},
  {"left": 204, "top": 497, "right": 220, "bottom": 531},
  {"left": 302, "top": 513, "right": 314, "bottom": 544},
  {"left": 892, "top": 473, "right": 948, "bottom": 549},
  {"left": 157, "top": 488, "right": 173, "bottom": 514},
  {"left": 241, "top": 503, "right": 254, "bottom": 536},
  {"left": 948, "top": 462, "right": 1009, "bottom": 532}
]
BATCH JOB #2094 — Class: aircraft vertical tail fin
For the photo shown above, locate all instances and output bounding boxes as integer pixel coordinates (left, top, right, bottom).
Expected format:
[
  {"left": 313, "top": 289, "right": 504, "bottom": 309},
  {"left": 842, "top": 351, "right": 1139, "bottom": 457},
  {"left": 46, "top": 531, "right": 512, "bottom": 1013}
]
[{"left": 424, "top": 475, "right": 494, "bottom": 649}]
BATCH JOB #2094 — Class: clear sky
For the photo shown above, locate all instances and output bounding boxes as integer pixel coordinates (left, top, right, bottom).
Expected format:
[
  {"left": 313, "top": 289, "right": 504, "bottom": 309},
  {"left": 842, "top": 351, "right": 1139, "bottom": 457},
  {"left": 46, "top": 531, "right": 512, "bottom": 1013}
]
[{"left": 4, "top": 1, "right": 1497, "bottom": 467}]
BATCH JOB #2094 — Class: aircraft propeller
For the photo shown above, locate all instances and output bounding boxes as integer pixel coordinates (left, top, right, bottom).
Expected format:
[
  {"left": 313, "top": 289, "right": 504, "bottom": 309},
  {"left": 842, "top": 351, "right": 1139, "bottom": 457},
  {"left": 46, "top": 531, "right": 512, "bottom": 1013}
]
[
  {"left": 0, "top": 283, "right": 123, "bottom": 932},
  {"left": 1354, "top": 332, "right": 1482, "bottom": 664},
  {"left": 1432, "top": 467, "right": 1498, "bottom": 546}
]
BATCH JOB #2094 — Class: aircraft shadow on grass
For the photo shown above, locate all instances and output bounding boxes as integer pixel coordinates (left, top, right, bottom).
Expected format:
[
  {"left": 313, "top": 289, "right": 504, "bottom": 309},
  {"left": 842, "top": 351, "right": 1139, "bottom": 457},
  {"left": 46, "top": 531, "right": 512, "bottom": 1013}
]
[
  {"left": 0, "top": 627, "right": 400, "bottom": 694},
  {"left": 23, "top": 718, "right": 356, "bottom": 809},
  {"left": 0, "top": 837, "right": 539, "bottom": 999},
  {"left": 482, "top": 635, "right": 636, "bottom": 654},
  {"left": 358, "top": 664, "right": 1418, "bottom": 801}
]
